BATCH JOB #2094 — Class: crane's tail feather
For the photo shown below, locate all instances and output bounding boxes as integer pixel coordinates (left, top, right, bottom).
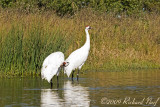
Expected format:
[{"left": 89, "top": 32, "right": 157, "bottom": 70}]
[
  {"left": 64, "top": 67, "right": 73, "bottom": 78},
  {"left": 41, "top": 65, "right": 58, "bottom": 83}
]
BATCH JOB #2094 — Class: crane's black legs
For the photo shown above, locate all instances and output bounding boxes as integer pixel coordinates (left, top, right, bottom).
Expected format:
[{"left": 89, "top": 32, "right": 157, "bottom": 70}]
[
  {"left": 51, "top": 77, "right": 59, "bottom": 89},
  {"left": 51, "top": 79, "right": 53, "bottom": 89},
  {"left": 77, "top": 70, "right": 79, "bottom": 81},
  {"left": 72, "top": 70, "right": 80, "bottom": 82},
  {"left": 57, "top": 76, "right": 59, "bottom": 82},
  {"left": 57, "top": 76, "right": 59, "bottom": 88},
  {"left": 72, "top": 70, "right": 75, "bottom": 81}
]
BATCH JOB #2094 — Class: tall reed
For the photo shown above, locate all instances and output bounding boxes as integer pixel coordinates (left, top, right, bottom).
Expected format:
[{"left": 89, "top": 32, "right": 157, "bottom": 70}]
[{"left": 0, "top": 9, "right": 160, "bottom": 76}]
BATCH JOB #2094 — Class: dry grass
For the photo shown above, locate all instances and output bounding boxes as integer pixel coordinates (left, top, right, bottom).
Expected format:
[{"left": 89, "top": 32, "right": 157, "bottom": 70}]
[{"left": 0, "top": 9, "right": 160, "bottom": 75}]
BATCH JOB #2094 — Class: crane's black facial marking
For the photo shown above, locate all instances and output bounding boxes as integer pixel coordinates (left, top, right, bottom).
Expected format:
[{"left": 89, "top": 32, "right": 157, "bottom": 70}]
[
  {"left": 86, "top": 26, "right": 91, "bottom": 30},
  {"left": 61, "top": 62, "right": 69, "bottom": 67},
  {"left": 64, "top": 62, "right": 69, "bottom": 67}
]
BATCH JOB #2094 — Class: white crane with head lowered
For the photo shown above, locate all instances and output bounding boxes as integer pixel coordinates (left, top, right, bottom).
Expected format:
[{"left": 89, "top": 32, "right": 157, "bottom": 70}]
[
  {"left": 64, "top": 26, "right": 91, "bottom": 81},
  {"left": 41, "top": 51, "right": 69, "bottom": 88}
]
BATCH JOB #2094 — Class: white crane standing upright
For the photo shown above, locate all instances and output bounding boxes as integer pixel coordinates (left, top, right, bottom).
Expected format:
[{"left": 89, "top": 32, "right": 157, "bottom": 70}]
[
  {"left": 64, "top": 26, "right": 91, "bottom": 81},
  {"left": 41, "top": 51, "right": 69, "bottom": 88}
]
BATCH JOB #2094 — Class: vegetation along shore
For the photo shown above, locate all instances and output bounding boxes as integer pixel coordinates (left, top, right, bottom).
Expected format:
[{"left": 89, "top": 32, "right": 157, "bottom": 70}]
[{"left": 0, "top": 0, "right": 160, "bottom": 76}]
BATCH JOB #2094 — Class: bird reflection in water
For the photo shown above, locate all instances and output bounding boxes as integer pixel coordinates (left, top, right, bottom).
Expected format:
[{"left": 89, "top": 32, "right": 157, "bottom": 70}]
[{"left": 41, "top": 81, "right": 90, "bottom": 107}]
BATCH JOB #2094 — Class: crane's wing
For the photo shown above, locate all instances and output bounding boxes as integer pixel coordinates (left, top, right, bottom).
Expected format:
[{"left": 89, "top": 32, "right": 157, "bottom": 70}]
[
  {"left": 41, "top": 52, "right": 64, "bottom": 83},
  {"left": 64, "top": 48, "right": 89, "bottom": 77}
]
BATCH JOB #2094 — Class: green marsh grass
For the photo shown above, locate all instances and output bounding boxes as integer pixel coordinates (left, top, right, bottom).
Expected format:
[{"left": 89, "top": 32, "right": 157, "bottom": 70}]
[{"left": 0, "top": 9, "right": 160, "bottom": 76}]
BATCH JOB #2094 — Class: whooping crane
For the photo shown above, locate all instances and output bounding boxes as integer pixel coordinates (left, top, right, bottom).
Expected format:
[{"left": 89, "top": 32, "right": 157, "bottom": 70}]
[
  {"left": 64, "top": 26, "right": 91, "bottom": 81},
  {"left": 41, "top": 51, "right": 69, "bottom": 88}
]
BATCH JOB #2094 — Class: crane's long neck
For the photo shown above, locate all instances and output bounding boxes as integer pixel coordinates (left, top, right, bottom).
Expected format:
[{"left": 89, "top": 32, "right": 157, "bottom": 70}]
[{"left": 83, "top": 29, "right": 90, "bottom": 50}]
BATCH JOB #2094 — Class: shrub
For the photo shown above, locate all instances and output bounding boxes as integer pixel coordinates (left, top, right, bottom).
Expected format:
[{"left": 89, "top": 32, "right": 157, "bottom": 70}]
[{"left": 0, "top": 0, "right": 160, "bottom": 16}]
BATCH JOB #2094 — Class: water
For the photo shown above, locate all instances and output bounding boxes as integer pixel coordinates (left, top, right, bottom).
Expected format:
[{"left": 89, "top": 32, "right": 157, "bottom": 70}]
[{"left": 0, "top": 70, "right": 160, "bottom": 107}]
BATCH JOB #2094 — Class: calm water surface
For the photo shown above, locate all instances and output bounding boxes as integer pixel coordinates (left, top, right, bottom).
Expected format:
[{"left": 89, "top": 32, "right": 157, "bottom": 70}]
[{"left": 0, "top": 70, "right": 160, "bottom": 107}]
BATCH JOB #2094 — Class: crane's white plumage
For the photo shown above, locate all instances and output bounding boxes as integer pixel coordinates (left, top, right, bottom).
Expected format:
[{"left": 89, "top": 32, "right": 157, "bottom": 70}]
[
  {"left": 64, "top": 26, "right": 91, "bottom": 77},
  {"left": 41, "top": 52, "right": 64, "bottom": 83}
]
